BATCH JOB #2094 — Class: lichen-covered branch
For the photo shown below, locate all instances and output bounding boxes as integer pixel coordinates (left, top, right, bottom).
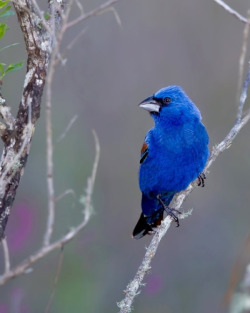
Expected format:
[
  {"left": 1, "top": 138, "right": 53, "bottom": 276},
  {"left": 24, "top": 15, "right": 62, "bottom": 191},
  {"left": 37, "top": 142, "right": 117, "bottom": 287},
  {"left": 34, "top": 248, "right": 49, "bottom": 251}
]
[
  {"left": 64, "top": 0, "right": 120, "bottom": 30},
  {"left": 0, "top": 0, "right": 52, "bottom": 239}
]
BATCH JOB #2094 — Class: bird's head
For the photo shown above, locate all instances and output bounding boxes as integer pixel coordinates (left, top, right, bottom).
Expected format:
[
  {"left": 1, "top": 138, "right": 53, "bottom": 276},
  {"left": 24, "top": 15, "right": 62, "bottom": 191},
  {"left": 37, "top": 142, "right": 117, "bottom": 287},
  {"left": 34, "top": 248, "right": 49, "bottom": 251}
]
[{"left": 139, "top": 85, "right": 201, "bottom": 125}]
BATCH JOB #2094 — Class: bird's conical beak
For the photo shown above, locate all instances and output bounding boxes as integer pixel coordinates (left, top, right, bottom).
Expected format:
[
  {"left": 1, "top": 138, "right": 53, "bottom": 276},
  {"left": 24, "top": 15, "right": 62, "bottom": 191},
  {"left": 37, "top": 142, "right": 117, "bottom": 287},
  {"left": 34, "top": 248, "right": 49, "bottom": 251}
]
[{"left": 139, "top": 96, "right": 160, "bottom": 113}]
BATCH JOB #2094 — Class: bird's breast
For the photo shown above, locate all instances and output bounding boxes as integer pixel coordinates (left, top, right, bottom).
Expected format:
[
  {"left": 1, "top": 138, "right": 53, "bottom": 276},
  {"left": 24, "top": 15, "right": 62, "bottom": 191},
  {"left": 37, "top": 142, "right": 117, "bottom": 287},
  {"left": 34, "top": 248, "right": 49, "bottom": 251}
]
[{"left": 139, "top": 124, "right": 209, "bottom": 194}]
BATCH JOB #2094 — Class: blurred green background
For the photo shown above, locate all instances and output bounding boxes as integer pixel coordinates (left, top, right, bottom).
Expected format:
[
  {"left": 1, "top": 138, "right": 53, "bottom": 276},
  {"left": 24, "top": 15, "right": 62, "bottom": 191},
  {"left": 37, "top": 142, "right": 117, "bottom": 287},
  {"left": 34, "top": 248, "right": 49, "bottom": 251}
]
[{"left": 0, "top": 0, "right": 250, "bottom": 312}]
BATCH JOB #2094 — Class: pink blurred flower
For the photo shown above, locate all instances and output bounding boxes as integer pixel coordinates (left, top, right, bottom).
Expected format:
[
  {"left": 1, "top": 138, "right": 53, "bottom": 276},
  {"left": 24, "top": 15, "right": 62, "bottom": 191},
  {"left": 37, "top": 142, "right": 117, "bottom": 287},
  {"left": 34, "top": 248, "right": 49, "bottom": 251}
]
[
  {"left": 0, "top": 304, "right": 7, "bottom": 313},
  {"left": 7, "top": 202, "right": 35, "bottom": 253}
]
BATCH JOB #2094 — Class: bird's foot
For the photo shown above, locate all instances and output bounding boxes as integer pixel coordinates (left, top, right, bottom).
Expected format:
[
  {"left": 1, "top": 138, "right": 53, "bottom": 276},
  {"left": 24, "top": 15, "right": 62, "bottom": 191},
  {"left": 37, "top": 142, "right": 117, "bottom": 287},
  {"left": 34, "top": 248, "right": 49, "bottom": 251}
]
[
  {"left": 164, "top": 207, "right": 182, "bottom": 227},
  {"left": 197, "top": 172, "right": 206, "bottom": 187},
  {"left": 156, "top": 195, "right": 182, "bottom": 227}
]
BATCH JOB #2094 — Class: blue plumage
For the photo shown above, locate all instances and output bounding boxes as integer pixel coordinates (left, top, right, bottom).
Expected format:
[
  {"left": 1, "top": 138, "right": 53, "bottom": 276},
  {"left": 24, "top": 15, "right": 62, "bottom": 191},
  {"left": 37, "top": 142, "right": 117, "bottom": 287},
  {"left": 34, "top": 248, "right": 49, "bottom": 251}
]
[{"left": 133, "top": 86, "right": 209, "bottom": 239}]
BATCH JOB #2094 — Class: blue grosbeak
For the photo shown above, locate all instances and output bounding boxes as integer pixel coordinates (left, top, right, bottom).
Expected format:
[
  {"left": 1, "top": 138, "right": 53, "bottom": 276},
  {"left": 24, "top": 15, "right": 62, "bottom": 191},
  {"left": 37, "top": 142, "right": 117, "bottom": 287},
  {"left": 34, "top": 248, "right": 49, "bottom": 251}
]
[{"left": 133, "top": 86, "right": 209, "bottom": 239}]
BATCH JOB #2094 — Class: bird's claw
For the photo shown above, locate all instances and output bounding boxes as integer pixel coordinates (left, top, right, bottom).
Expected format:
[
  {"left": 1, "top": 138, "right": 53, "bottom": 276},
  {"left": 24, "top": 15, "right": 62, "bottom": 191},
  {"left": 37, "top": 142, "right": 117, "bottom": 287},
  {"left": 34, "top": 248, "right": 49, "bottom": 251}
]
[
  {"left": 197, "top": 172, "right": 206, "bottom": 187},
  {"left": 156, "top": 194, "right": 182, "bottom": 227},
  {"left": 164, "top": 207, "right": 181, "bottom": 227}
]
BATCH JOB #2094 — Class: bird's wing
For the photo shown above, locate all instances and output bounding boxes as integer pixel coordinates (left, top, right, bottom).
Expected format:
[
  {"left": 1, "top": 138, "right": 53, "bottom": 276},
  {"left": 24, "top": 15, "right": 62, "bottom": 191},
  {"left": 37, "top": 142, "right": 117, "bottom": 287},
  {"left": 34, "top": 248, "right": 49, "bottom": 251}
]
[{"left": 140, "top": 141, "right": 149, "bottom": 164}]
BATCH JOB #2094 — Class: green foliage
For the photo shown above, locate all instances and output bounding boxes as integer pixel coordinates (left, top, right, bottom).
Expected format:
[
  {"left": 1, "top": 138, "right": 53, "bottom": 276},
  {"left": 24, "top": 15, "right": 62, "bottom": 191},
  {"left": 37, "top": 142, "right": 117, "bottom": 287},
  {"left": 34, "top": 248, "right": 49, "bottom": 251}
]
[
  {"left": 0, "top": 0, "right": 24, "bottom": 80},
  {"left": 0, "top": 62, "right": 4, "bottom": 75},
  {"left": 0, "top": 0, "right": 9, "bottom": 9},
  {"left": 0, "top": 0, "right": 14, "bottom": 18},
  {"left": 0, "top": 5, "right": 15, "bottom": 17},
  {"left": 0, "top": 21, "right": 8, "bottom": 39},
  {"left": 0, "top": 61, "right": 24, "bottom": 79}
]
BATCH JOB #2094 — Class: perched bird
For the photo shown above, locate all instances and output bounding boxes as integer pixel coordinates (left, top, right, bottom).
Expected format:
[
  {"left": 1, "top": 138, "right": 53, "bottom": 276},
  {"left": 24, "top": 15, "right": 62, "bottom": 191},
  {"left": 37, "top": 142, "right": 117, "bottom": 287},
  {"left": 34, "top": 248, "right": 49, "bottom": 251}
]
[{"left": 133, "top": 85, "right": 209, "bottom": 239}]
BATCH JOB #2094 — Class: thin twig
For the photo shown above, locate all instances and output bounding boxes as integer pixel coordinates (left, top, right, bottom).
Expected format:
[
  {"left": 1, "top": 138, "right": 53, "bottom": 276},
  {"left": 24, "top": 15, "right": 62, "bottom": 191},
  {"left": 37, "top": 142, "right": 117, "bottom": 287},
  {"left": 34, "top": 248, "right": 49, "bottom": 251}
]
[
  {"left": 55, "top": 189, "right": 76, "bottom": 202},
  {"left": 0, "top": 131, "right": 100, "bottom": 285},
  {"left": 43, "top": 79, "right": 55, "bottom": 247},
  {"left": 43, "top": 1, "right": 74, "bottom": 247},
  {"left": 223, "top": 233, "right": 250, "bottom": 307},
  {"left": 117, "top": 65, "right": 250, "bottom": 313},
  {"left": 45, "top": 247, "right": 64, "bottom": 313},
  {"left": 0, "top": 43, "right": 19, "bottom": 53},
  {"left": 237, "top": 62, "right": 250, "bottom": 124},
  {"left": 2, "top": 238, "right": 10, "bottom": 274},
  {"left": 228, "top": 258, "right": 250, "bottom": 312},
  {"left": 57, "top": 115, "right": 78, "bottom": 143},
  {"left": 43, "top": 1, "right": 119, "bottom": 245},
  {"left": 81, "top": 130, "right": 100, "bottom": 220},
  {"left": 64, "top": 27, "right": 87, "bottom": 52},
  {"left": 54, "top": 27, "right": 88, "bottom": 67},
  {"left": 242, "top": 264, "right": 250, "bottom": 291},
  {"left": 237, "top": 11, "right": 250, "bottom": 117},
  {"left": 99, "top": 7, "right": 122, "bottom": 27},
  {"left": 213, "top": 0, "right": 249, "bottom": 24},
  {"left": 74, "top": 0, "right": 84, "bottom": 15},
  {"left": 64, "top": 0, "right": 119, "bottom": 31}
]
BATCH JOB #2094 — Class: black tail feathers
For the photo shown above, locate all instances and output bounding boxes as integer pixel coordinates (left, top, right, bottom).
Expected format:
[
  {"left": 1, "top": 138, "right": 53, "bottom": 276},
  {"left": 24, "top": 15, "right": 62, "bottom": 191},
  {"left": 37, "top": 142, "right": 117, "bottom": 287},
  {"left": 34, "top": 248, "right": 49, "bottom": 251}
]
[{"left": 132, "top": 212, "right": 164, "bottom": 239}]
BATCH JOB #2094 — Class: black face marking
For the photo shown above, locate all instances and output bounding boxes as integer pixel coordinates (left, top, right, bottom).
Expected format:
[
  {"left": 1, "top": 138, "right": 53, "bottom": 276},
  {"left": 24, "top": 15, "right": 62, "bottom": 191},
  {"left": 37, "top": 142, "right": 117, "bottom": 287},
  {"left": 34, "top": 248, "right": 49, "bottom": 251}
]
[{"left": 152, "top": 96, "right": 172, "bottom": 109}]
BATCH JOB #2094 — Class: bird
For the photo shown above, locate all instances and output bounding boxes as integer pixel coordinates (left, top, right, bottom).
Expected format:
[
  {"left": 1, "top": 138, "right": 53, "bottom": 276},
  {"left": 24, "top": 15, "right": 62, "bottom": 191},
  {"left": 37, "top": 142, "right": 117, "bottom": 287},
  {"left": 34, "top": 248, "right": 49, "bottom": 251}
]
[{"left": 133, "top": 85, "right": 209, "bottom": 239}]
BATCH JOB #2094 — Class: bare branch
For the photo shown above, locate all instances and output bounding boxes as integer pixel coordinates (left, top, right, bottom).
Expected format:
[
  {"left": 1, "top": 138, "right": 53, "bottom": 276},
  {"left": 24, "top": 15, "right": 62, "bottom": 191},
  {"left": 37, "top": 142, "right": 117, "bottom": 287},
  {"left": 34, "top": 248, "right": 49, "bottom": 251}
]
[
  {"left": 2, "top": 238, "right": 10, "bottom": 274},
  {"left": 229, "top": 273, "right": 250, "bottom": 313},
  {"left": 237, "top": 11, "right": 250, "bottom": 106},
  {"left": 64, "top": 0, "right": 119, "bottom": 31},
  {"left": 55, "top": 189, "right": 76, "bottom": 202},
  {"left": 45, "top": 247, "right": 64, "bottom": 313},
  {"left": 213, "top": 0, "right": 249, "bottom": 24},
  {"left": 117, "top": 64, "right": 250, "bottom": 313},
  {"left": 223, "top": 233, "right": 250, "bottom": 307},
  {"left": 80, "top": 130, "right": 100, "bottom": 220},
  {"left": 74, "top": 0, "right": 84, "bottom": 15},
  {"left": 54, "top": 28, "right": 88, "bottom": 67},
  {"left": 64, "top": 27, "right": 87, "bottom": 54},
  {"left": 100, "top": 6, "right": 122, "bottom": 27},
  {"left": 0, "top": 131, "right": 100, "bottom": 285},
  {"left": 43, "top": 1, "right": 73, "bottom": 247},
  {"left": 237, "top": 62, "right": 250, "bottom": 123},
  {"left": 57, "top": 114, "right": 78, "bottom": 143},
  {"left": 43, "top": 69, "right": 56, "bottom": 247}
]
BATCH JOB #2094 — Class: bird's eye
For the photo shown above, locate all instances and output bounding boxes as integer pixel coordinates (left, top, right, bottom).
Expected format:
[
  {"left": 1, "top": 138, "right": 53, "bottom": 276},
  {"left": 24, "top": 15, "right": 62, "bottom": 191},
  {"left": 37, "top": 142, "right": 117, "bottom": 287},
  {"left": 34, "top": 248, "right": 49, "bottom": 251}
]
[{"left": 163, "top": 97, "right": 171, "bottom": 105}]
